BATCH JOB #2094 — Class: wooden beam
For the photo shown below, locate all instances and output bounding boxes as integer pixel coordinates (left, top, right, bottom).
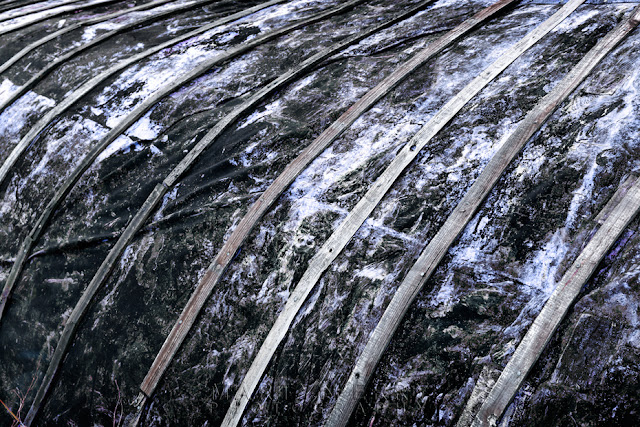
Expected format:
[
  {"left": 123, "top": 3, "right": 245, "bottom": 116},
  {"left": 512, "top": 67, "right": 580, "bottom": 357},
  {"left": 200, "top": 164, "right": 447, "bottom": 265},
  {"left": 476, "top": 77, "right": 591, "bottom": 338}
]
[
  {"left": 328, "top": 6, "right": 640, "bottom": 426},
  {"left": 0, "top": 0, "right": 83, "bottom": 24},
  {"left": 21, "top": 1, "right": 374, "bottom": 424},
  {"left": 0, "top": 0, "right": 288, "bottom": 325},
  {"left": 235, "top": 0, "right": 590, "bottom": 424},
  {"left": 470, "top": 173, "right": 640, "bottom": 426},
  {"left": 0, "top": 0, "right": 40, "bottom": 14},
  {"left": 230, "top": 1, "right": 611, "bottom": 425},
  {"left": 0, "top": 0, "right": 223, "bottom": 116},
  {"left": 134, "top": 1, "right": 523, "bottom": 424},
  {"left": 137, "top": 0, "right": 472, "bottom": 408},
  {"left": 0, "top": 0, "right": 176, "bottom": 64},
  {"left": 0, "top": 0, "right": 122, "bottom": 36}
]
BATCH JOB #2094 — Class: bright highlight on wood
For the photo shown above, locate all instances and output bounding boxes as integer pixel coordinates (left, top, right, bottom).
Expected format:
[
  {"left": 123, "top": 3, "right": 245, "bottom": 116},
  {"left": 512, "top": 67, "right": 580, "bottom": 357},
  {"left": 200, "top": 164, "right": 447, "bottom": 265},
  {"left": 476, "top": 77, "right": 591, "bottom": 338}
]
[
  {"left": 471, "top": 172, "right": 640, "bottom": 426},
  {"left": 328, "top": 5, "right": 640, "bottom": 426}
]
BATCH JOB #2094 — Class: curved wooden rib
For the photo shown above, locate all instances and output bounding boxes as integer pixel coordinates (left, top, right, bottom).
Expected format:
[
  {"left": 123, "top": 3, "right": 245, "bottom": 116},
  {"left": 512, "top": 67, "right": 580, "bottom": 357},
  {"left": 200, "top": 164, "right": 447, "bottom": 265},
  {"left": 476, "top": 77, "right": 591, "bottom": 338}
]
[
  {"left": 329, "top": 6, "right": 640, "bottom": 427},
  {"left": 0, "top": 0, "right": 82, "bottom": 23},
  {"left": 133, "top": 0, "right": 458, "bottom": 408},
  {"left": 141, "top": 1, "right": 523, "bottom": 423},
  {"left": 0, "top": 0, "right": 31, "bottom": 10},
  {"left": 0, "top": 0, "right": 289, "bottom": 325},
  {"left": 472, "top": 28, "right": 640, "bottom": 427},
  {"left": 0, "top": 0, "right": 32, "bottom": 13},
  {"left": 0, "top": 0, "right": 226, "bottom": 181},
  {"left": 0, "top": 0, "right": 122, "bottom": 36},
  {"left": 471, "top": 173, "right": 640, "bottom": 427},
  {"left": 0, "top": 0, "right": 223, "bottom": 117},
  {"left": 22, "top": 1, "right": 371, "bottom": 424},
  {"left": 0, "top": 0, "right": 177, "bottom": 75},
  {"left": 230, "top": 1, "right": 588, "bottom": 426},
  {"left": 0, "top": 0, "right": 34, "bottom": 13}
]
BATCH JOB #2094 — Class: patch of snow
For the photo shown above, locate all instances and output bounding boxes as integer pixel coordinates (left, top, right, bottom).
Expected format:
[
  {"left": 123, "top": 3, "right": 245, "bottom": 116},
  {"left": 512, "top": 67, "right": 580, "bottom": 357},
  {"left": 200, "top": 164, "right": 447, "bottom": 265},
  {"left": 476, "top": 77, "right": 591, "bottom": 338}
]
[
  {"left": 126, "top": 113, "right": 161, "bottom": 140},
  {"left": 217, "top": 31, "right": 239, "bottom": 44},
  {"left": 238, "top": 99, "right": 282, "bottom": 130},
  {"left": 0, "top": 81, "right": 55, "bottom": 138},
  {"left": 96, "top": 134, "right": 136, "bottom": 162},
  {"left": 153, "top": 185, "right": 179, "bottom": 221},
  {"left": 355, "top": 264, "right": 387, "bottom": 281}
]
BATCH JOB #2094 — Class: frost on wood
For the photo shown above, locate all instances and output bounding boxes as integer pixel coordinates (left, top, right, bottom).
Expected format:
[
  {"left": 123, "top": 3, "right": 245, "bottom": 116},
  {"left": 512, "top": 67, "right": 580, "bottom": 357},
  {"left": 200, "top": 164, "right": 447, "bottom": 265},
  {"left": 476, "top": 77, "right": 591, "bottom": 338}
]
[{"left": 1, "top": 0, "right": 640, "bottom": 426}]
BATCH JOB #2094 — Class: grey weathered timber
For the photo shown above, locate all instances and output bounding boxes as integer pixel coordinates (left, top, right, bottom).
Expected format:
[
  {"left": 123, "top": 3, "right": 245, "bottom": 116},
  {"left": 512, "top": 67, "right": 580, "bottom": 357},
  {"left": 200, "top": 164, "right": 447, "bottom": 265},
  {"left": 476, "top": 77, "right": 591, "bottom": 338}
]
[
  {"left": 0, "top": 0, "right": 82, "bottom": 23},
  {"left": 0, "top": 0, "right": 30, "bottom": 12},
  {"left": 0, "top": 0, "right": 222, "bottom": 116},
  {"left": 130, "top": 1, "right": 520, "bottom": 424},
  {"left": 0, "top": 0, "right": 287, "bottom": 325},
  {"left": 0, "top": 0, "right": 175, "bottom": 74},
  {"left": 0, "top": 0, "right": 234, "bottom": 184},
  {"left": 328, "top": 6, "right": 640, "bottom": 426},
  {"left": 224, "top": 0, "right": 590, "bottom": 425},
  {"left": 456, "top": 178, "right": 640, "bottom": 427},
  {"left": 134, "top": 0, "right": 449, "bottom": 408},
  {"left": 471, "top": 174, "right": 640, "bottom": 427},
  {"left": 0, "top": 0, "right": 31, "bottom": 10},
  {"left": 22, "top": 2, "right": 372, "bottom": 424},
  {"left": 0, "top": 0, "right": 30, "bottom": 13},
  {"left": 0, "top": 0, "right": 121, "bottom": 36}
]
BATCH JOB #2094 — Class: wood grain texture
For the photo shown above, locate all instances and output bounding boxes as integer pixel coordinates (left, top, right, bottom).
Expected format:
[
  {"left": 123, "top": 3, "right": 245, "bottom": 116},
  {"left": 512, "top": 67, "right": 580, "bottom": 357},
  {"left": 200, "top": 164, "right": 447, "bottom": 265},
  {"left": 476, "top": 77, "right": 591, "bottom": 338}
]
[
  {"left": 221, "top": 1, "right": 567, "bottom": 425},
  {"left": 0, "top": 0, "right": 221, "bottom": 117},
  {"left": 329, "top": 5, "right": 640, "bottom": 427},
  {"left": 137, "top": 0, "right": 442, "bottom": 402},
  {"left": 472, "top": 173, "right": 640, "bottom": 427},
  {"left": 0, "top": 0, "right": 120, "bottom": 36},
  {"left": 0, "top": 0, "right": 288, "bottom": 326},
  {"left": 20, "top": 1, "right": 372, "bottom": 424},
  {"left": 0, "top": 0, "right": 176, "bottom": 74},
  {"left": 0, "top": 0, "right": 82, "bottom": 24}
]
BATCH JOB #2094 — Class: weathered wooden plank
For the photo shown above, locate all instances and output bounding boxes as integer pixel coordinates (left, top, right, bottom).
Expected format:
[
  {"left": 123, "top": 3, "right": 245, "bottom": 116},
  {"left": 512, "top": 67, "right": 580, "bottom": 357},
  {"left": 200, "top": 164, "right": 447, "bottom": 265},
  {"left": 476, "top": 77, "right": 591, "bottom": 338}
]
[
  {"left": 220, "top": 0, "right": 589, "bottom": 425},
  {"left": 0, "top": 0, "right": 287, "bottom": 325},
  {"left": 0, "top": 0, "right": 121, "bottom": 36},
  {"left": 328, "top": 6, "right": 640, "bottom": 427},
  {"left": 0, "top": 0, "right": 32, "bottom": 10},
  {"left": 137, "top": 0, "right": 464, "bottom": 407},
  {"left": 0, "top": 0, "right": 32, "bottom": 13},
  {"left": 471, "top": 176, "right": 640, "bottom": 426},
  {"left": 0, "top": 0, "right": 33, "bottom": 13},
  {"left": 227, "top": 1, "right": 602, "bottom": 425},
  {"left": 20, "top": 1, "right": 374, "bottom": 424},
  {"left": 0, "top": 0, "right": 175, "bottom": 67},
  {"left": 0, "top": 0, "right": 222, "bottom": 116},
  {"left": 139, "top": 1, "right": 524, "bottom": 423},
  {"left": 0, "top": 0, "right": 82, "bottom": 23},
  {"left": 23, "top": 182, "right": 167, "bottom": 426},
  {"left": 470, "top": 173, "right": 640, "bottom": 426}
]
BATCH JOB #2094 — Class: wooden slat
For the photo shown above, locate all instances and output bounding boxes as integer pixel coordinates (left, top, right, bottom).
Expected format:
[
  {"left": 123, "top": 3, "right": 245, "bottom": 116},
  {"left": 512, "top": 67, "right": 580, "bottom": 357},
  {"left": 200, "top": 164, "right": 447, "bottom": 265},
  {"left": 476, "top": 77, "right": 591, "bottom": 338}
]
[
  {"left": 0, "top": 0, "right": 82, "bottom": 23},
  {"left": 0, "top": 0, "right": 228, "bottom": 116},
  {"left": 137, "top": 0, "right": 467, "bottom": 407},
  {"left": 20, "top": 1, "right": 373, "bottom": 424},
  {"left": 471, "top": 174, "right": 640, "bottom": 427},
  {"left": 0, "top": 0, "right": 287, "bottom": 325},
  {"left": 0, "top": 0, "right": 121, "bottom": 36},
  {"left": 236, "top": 0, "right": 590, "bottom": 424},
  {"left": 139, "top": 2, "right": 523, "bottom": 423},
  {"left": 0, "top": 0, "right": 37, "bottom": 14},
  {"left": 328, "top": 6, "right": 640, "bottom": 427},
  {"left": 225, "top": 0, "right": 591, "bottom": 425},
  {"left": 23, "top": 183, "right": 167, "bottom": 426},
  {"left": 0, "top": 0, "right": 176, "bottom": 67}
]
